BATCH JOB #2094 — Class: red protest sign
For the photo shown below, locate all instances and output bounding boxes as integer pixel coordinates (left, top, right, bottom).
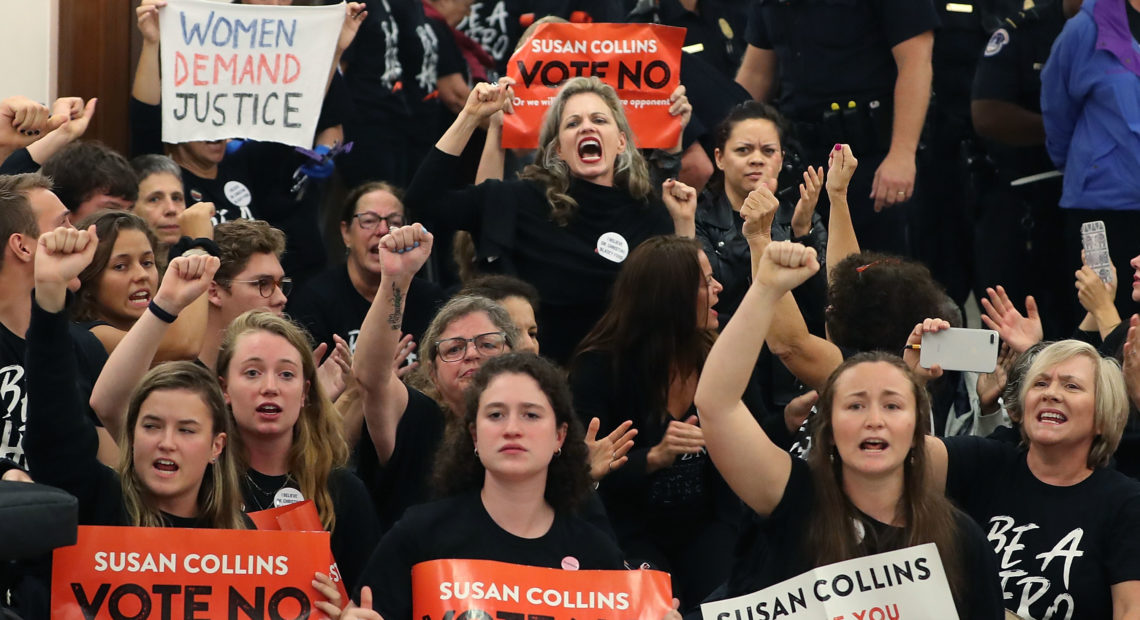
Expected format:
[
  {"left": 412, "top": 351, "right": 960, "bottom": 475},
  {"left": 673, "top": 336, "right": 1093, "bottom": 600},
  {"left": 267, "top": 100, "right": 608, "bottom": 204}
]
[
  {"left": 503, "top": 23, "right": 686, "bottom": 149},
  {"left": 248, "top": 500, "right": 348, "bottom": 604},
  {"left": 412, "top": 558, "right": 673, "bottom": 620},
  {"left": 52, "top": 525, "right": 334, "bottom": 619}
]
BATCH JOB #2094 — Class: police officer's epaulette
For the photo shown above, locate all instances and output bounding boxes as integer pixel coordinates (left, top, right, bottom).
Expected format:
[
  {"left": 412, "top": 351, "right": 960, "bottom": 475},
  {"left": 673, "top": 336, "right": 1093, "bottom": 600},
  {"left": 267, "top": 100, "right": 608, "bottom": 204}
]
[{"left": 1005, "top": 1, "right": 1050, "bottom": 28}]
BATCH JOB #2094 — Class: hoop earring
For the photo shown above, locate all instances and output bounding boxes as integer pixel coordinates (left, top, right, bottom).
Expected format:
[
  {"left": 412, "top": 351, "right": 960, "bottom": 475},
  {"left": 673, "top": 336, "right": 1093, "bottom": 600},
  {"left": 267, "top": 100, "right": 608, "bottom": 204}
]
[
  {"left": 554, "top": 448, "right": 562, "bottom": 457},
  {"left": 474, "top": 448, "right": 479, "bottom": 457}
]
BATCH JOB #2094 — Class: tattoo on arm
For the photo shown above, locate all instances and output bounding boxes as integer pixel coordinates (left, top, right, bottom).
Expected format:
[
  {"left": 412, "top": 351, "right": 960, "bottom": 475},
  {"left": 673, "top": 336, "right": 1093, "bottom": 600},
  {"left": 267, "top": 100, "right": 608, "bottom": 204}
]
[{"left": 386, "top": 284, "right": 404, "bottom": 331}]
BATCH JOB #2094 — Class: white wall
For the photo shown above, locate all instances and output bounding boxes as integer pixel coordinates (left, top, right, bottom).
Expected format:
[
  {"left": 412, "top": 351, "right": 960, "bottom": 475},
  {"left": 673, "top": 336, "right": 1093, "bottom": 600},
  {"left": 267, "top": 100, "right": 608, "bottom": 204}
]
[{"left": 0, "top": 0, "right": 59, "bottom": 103}]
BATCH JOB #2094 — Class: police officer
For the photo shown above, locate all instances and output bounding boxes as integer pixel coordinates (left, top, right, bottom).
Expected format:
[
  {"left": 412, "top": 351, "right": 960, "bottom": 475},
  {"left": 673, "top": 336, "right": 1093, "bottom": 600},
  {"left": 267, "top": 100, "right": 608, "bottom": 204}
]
[
  {"left": 914, "top": 0, "right": 1018, "bottom": 307},
  {"left": 625, "top": 0, "right": 750, "bottom": 79},
  {"left": 971, "top": 0, "right": 1075, "bottom": 338},
  {"left": 735, "top": 0, "right": 939, "bottom": 257}
]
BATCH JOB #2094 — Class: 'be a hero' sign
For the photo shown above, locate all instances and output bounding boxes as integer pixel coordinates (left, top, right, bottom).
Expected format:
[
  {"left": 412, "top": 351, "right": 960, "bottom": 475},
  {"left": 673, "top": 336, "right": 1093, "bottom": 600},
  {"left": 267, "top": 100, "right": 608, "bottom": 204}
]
[
  {"left": 503, "top": 23, "right": 685, "bottom": 150},
  {"left": 158, "top": 0, "right": 343, "bottom": 148},
  {"left": 413, "top": 558, "right": 673, "bottom": 620},
  {"left": 700, "top": 544, "right": 957, "bottom": 620},
  {"left": 52, "top": 525, "right": 334, "bottom": 619}
]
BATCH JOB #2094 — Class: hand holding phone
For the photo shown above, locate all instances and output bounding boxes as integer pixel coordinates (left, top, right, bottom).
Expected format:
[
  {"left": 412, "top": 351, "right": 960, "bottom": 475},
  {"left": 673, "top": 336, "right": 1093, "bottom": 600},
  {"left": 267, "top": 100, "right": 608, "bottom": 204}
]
[
  {"left": 1081, "top": 220, "right": 1113, "bottom": 284},
  {"left": 918, "top": 328, "right": 1000, "bottom": 373}
]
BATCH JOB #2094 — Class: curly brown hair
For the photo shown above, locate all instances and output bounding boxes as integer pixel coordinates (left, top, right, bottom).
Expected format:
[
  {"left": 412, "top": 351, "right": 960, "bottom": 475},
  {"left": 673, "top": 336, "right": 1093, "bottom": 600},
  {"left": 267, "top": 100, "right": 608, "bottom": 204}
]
[
  {"left": 433, "top": 353, "right": 591, "bottom": 512},
  {"left": 825, "top": 252, "right": 948, "bottom": 353}
]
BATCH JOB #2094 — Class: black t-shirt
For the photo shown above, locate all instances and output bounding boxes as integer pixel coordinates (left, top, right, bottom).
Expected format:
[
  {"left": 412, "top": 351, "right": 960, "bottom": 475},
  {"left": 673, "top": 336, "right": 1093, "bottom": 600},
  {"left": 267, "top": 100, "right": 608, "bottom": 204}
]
[
  {"left": 130, "top": 98, "right": 332, "bottom": 278},
  {"left": 724, "top": 458, "right": 1003, "bottom": 619},
  {"left": 457, "top": 0, "right": 624, "bottom": 79},
  {"left": 971, "top": 2, "right": 1065, "bottom": 178},
  {"left": 389, "top": 0, "right": 444, "bottom": 135},
  {"left": 241, "top": 467, "right": 380, "bottom": 592},
  {"left": 405, "top": 148, "right": 675, "bottom": 364},
  {"left": 355, "top": 490, "right": 625, "bottom": 620},
  {"left": 0, "top": 320, "right": 106, "bottom": 470},
  {"left": 944, "top": 436, "right": 1140, "bottom": 619},
  {"left": 286, "top": 265, "right": 446, "bottom": 355},
  {"left": 354, "top": 386, "right": 447, "bottom": 530},
  {"left": 342, "top": 0, "right": 409, "bottom": 123},
  {"left": 744, "top": 0, "right": 940, "bottom": 114}
]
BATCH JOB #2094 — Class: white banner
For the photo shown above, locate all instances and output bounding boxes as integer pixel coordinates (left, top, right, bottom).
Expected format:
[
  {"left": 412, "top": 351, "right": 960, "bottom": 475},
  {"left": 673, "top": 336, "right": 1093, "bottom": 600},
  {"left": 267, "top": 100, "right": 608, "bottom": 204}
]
[
  {"left": 159, "top": 0, "right": 343, "bottom": 148},
  {"left": 701, "top": 544, "right": 958, "bottom": 620}
]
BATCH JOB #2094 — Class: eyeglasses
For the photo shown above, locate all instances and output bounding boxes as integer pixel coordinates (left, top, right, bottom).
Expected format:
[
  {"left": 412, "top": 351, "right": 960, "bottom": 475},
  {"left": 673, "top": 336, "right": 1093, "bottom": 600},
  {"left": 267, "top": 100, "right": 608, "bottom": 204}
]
[
  {"left": 353, "top": 211, "right": 404, "bottom": 230},
  {"left": 435, "top": 331, "right": 507, "bottom": 362},
  {"left": 230, "top": 276, "right": 293, "bottom": 298}
]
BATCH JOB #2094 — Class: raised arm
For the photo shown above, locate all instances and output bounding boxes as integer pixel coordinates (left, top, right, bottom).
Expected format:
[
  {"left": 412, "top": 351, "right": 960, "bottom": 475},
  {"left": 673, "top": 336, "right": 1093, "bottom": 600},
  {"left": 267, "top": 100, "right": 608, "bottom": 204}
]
[
  {"left": 89, "top": 254, "right": 218, "bottom": 441},
  {"left": 354, "top": 223, "right": 433, "bottom": 464},
  {"left": 824, "top": 144, "right": 860, "bottom": 282},
  {"left": 24, "top": 97, "right": 95, "bottom": 166},
  {"left": 694, "top": 241, "right": 819, "bottom": 516},
  {"left": 133, "top": 0, "right": 164, "bottom": 106},
  {"left": 475, "top": 111, "right": 505, "bottom": 184},
  {"left": 24, "top": 227, "right": 106, "bottom": 499},
  {"left": 0, "top": 97, "right": 62, "bottom": 165},
  {"left": 329, "top": 3, "right": 366, "bottom": 93},
  {"left": 435, "top": 79, "right": 513, "bottom": 157}
]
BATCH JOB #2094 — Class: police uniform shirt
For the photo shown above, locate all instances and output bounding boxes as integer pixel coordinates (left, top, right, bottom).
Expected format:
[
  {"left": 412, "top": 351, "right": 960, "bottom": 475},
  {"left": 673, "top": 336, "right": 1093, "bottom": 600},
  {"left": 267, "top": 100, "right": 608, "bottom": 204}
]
[
  {"left": 745, "top": 0, "right": 940, "bottom": 115},
  {"left": 971, "top": 1, "right": 1066, "bottom": 173},
  {"left": 626, "top": 0, "right": 749, "bottom": 77}
]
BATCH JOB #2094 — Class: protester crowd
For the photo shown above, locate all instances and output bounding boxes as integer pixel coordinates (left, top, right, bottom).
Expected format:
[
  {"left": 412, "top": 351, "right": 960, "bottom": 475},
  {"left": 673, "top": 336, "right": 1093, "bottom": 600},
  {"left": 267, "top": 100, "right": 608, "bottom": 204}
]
[{"left": 4, "top": 0, "right": 1140, "bottom": 618}]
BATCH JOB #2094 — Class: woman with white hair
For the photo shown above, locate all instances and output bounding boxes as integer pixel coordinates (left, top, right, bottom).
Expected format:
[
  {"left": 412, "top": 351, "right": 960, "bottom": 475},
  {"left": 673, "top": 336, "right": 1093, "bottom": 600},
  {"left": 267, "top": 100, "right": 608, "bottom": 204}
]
[{"left": 920, "top": 326, "right": 1140, "bottom": 619}]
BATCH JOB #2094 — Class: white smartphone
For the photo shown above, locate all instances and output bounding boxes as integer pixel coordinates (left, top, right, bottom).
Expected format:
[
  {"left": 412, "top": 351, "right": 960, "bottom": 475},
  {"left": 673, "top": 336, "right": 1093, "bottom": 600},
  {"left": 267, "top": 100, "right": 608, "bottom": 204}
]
[{"left": 919, "top": 328, "right": 1000, "bottom": 373}]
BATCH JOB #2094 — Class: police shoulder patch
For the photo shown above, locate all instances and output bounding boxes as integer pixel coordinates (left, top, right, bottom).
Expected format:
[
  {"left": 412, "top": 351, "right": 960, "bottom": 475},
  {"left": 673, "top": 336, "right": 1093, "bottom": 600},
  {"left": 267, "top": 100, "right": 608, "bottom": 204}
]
[{"left": 984, "top": 28, "right": 1010, "bottom": 57}]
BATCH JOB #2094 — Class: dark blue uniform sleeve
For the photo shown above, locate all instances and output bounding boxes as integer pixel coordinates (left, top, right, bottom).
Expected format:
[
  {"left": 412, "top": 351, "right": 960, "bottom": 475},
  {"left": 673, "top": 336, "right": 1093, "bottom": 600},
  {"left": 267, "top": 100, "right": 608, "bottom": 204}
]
[
  {"left": 879, "top": 0, "right": 940, "bottom": 48},
  {"left": 744, "top": 0, "right": 772, "bottom": 49},
  {"left": 972, "top": 26, "right": 1025, "bottom": 103}
]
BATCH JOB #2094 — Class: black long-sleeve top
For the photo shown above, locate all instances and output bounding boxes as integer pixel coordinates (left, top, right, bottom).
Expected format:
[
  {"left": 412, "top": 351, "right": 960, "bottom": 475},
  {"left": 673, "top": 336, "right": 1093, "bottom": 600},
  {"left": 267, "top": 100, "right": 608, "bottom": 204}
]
[
  {"left": 404, "top": 147, "right": 675, "bottom": 363},
  {"left": 24, "top": 297, "right": 136, "bottom": 526}
]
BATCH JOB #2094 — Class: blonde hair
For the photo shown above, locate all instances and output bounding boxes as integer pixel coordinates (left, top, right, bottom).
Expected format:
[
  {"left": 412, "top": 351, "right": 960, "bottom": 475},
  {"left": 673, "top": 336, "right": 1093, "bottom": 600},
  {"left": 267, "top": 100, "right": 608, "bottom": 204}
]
[
  {"left": 217, "top": 311, "right": 348, "bottom": 530},
  {"left": 119, "top": 362, "right": 247, "bottom": 529},
  {"left": 519, "top": 77, "right": 653, "bottom": 226},
  {"left": 1016, "top": 339, "right": 1128, "bottom": 469}
]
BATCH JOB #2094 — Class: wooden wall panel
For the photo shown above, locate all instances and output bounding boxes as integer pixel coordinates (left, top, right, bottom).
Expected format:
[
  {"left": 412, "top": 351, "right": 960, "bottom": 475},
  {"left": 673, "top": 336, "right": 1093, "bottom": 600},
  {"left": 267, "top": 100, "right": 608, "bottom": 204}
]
[{"left": 57, "top": 0, "right": 138, "bottom": 156}]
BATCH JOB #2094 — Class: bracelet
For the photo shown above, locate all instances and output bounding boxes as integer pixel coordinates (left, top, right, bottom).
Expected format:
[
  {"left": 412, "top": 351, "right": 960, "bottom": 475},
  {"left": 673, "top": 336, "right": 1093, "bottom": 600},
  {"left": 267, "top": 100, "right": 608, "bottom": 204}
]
[
  {"left": 148, "top": 299, "right": 178, "bottom": 324},
  {"left": 167, "top": 236, "right": 221, "bottom": 263}
]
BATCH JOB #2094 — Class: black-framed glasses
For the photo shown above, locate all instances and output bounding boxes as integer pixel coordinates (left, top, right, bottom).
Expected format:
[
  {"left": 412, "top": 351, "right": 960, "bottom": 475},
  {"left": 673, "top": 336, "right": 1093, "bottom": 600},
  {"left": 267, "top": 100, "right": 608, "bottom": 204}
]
[
  {"left": 435, "top": 331, "right": 507, "bottom": 362},
  {"left": 230, "top": 276, "right": 293, "bottom": 298},
  {"left": 353, "top": 211, "right": 404, "bottom": 230}
]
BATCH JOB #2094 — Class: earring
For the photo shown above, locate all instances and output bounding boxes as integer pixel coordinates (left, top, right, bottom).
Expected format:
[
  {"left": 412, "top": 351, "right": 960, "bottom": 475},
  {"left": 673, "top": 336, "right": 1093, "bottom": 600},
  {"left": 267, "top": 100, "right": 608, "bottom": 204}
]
[
  {"left": 555, "top": 448, "right": 562, "bottom": 457},
  {"left": 829, "top": 448, "right": 837, "bottom": 464},
  {"left": 474, "top": 448, "right": 479, "bottom": 457}
]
